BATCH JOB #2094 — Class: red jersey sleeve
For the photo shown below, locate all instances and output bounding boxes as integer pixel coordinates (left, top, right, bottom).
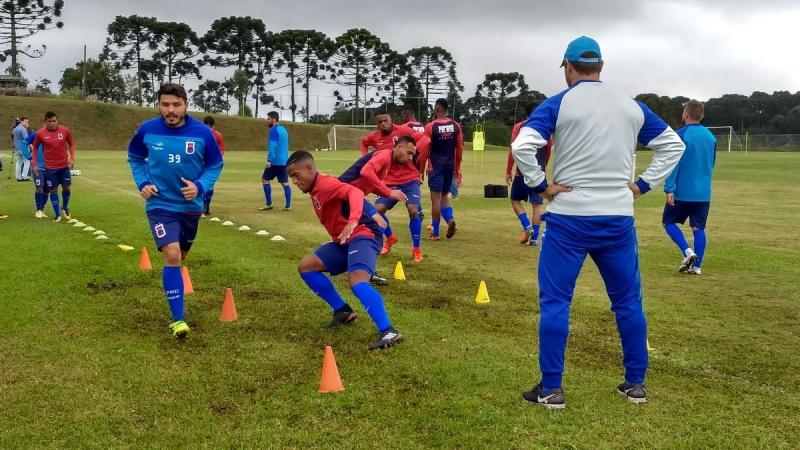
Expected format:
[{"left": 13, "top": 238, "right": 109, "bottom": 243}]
[
  {"left": 65, "top": 127, "right": 76, "bottom": 164},
  {"left": 214, "top": 130, "right": 225, "bottom": 156},
  {"left": 507, "top": 122, "right": 524, "bottom": 175},
  {"left": 342, "top": 183, "right": 365, "bottom": 222},
  {"left": 455, "top": 122, "right": 463, "bottom": 175},
  {"left": 360, "top": 150, "right": 393, "bottom": 197},
  {"left": 360, "top": 132, "right": 375, "bottom": 156}
]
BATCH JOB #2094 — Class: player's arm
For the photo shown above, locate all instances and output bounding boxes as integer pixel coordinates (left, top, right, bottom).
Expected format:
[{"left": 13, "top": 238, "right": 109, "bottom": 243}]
[
  {"left": 360, "top": 154, "right": 394, "bottom": 198},
  {"left": 359, "top": 133, "right": 373, "bottom": 156},
  {"left": 455, "top": 123, "right": 464, "bottom": 183},
  {"left": 512, "top": 101, "right": 553, "bottom": 193},
  {"left": 415, "top": 137, "right": 430, "bottom": 177},
  {"left": 630, "top": 101, "right": 686, "bottom": 198},
  {"left": 31, "top": 133, "right": 42, "bottom": 169},
  {"left": 19, "top": 134, "right": 33, "bottom": 160},
  {"left": 506, "top": 150, "right": 515, "bottom": 184},
  {"left": 127, "top": 128, "right": 157, "bottom": 198},
  {"left": 216, "top": 132, "right": 225, "bottom": 155},
  {"left": 278, "top": 126, "right": 289, "bottom": 161},
  {"left": 336, "top": 183, "right": 366, "bottom": 243},
  {"left": 66, "top": 129, "right": 76, "bottom": 167}
]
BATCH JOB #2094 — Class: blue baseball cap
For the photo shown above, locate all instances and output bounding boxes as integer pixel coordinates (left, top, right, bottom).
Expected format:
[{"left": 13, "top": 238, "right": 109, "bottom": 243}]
[{"left": 560, "top": 36, "right": 602, "bottom": 67}]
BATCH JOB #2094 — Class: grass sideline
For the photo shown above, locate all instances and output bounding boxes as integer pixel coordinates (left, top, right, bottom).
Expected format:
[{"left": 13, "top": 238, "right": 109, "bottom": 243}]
[{"left": 0, "top": 150, "right": 798, "bottom": 448}]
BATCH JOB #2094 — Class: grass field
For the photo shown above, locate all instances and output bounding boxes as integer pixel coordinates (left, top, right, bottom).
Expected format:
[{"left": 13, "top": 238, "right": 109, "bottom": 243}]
[{"left": 0, "top": 149, "right": 798, "bottom": 449}]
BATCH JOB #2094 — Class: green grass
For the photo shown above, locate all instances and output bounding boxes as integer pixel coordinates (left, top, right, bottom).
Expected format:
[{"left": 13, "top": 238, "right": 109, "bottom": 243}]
[{"left": 0, "top": 150, "right": 798, "bottom": 449}]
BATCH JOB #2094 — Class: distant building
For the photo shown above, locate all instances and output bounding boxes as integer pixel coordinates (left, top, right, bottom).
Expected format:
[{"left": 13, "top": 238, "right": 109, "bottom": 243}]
[{"left": 0, "top": 75, "right": 26, "bottom": 90}]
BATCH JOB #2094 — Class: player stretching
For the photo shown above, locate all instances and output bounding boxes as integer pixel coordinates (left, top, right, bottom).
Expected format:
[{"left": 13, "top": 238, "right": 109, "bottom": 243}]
[
  {"left": 424, "top": 98, "right": 463, "bottom": 240},
  {"left": 32, "top": 111, "right": 76, "bottom": 222},
  {"left": 202, "top": 116, "right": 225, "bottom": 216},
  {"left": 289, "top": 151, "right": 403, "bottom": 350},
  {"left": 663, "top": 99, "right": 717, "bottom": 275},
  {"left": 128, "top": 83, "right": 223, "bottom": 339},
  {"left": 260, "top": 111, "right": 292, "bottom": 211},
  {"left": 507, "top": 102, "right": 552, "bottom": 246},
  {"left": 400, "top": 105, "right": 426, "bottom": 221}
]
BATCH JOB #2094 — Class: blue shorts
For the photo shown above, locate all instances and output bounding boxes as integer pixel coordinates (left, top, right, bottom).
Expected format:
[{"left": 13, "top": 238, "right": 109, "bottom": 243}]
[
  {"left": 146, "top": 208, "right": 201, "bottom": 252},
  {"left": 314, "top": 235, "right": 382, "bottom": 276},
  {"left": 662, "top": 201, "right": 710, "bottom": 230},
  {"left": 262, "top": 165, "right": 288, "bottom": 183},
  {"left": 428, "top": 168, "right": 454, "bottom": 193},
  {"left": 45, "top": 167, "right": 71, "bottom": 190},
  {"left": 510, "top": 175, "right": 543, "bottom": 204},
  {"left": 375, "top": 181, "right": 422, "bottom": 210},
  {"left": 34, "top": 170, "right": 47, "bottom": 191}
]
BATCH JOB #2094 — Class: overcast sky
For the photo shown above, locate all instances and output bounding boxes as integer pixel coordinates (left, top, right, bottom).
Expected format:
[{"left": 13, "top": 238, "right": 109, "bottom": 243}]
[{"left": 9, "top": 0, "right": 800, "bottom": 117}]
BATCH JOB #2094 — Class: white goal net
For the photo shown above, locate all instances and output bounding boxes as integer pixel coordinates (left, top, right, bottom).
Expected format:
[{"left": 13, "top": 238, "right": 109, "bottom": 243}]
[{"left": 326, "top": 125, "right": 377, "bottom": 151}]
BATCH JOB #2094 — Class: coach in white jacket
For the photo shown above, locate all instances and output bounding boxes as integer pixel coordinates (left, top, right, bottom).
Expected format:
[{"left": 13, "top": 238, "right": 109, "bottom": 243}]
[{"left": 513, "top": 36, "right": 685, "bottom": 409}]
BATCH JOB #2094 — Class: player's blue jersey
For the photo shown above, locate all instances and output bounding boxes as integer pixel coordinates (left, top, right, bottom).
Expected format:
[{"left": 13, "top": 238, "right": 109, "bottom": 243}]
[
  {"left": 21, "top": 131, "right": 45, "bottom": 171},
  {"left": 338, "top": 151, "right": 377, "bottom": 183},
  {"left": 664, "top": 123, "right": 717, "bottom": 202},
  {"left": 128, "top": 115, "right": 223, "bottom": 213},
  {"left": 267, "top": 124, "right": 289, "bottom": 166}
]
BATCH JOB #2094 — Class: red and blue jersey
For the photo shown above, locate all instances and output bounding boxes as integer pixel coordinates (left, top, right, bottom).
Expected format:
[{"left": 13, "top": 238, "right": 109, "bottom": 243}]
[
  {"left": 338, "top": 149, "right": 393, "bottom": 197},
  {"left": 31, "top": 125, "right": 75, "bottom": 170},
  {"left": 403, "top": 121, "right": 425, "bottom": 134},
  {"left": 359, "top": 124, "right": 428, "bottom": 156},
  {"left": 309, "top": 173, "right": 381, "bottom": 241},
  {"left": 424, "top": 118, "right": 463, "bottom": 173}
]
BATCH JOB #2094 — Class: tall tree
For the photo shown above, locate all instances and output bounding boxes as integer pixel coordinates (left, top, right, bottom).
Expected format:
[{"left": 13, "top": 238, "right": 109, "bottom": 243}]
[
  {"left": 329, "top": 28, "right": 392, "bottom": 123},
  {"left": 192, "top": 80, "right": 230, "bottom": 114},
  {"left": 60, "top": 58, "right": 126, "bottom": 103},
  {"left": 470, "top": 72, "right": 540, "bottom": 124},
  {"left": 273, "top": 29, "right": 334, "bottom": 122},
  {"left": 0, "top": 0, "right": 64, "bottom": 77},
  {"left": 149, "top": 20, "right": 203, "bottom": 84},
  {"left": 250, "top": 30, "right": 276, "bottom": 118},
  {"left": 406, "top": 46, "right": 462, "bottom": 113},
  {"left": 381, "top": 50, "right": 410, "bottom": 106},
  {"left": 100, "top": 15, "right": 158, "bottom": 106}
]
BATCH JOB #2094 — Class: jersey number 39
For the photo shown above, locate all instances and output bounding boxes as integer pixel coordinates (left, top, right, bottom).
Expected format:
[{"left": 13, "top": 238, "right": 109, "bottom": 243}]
[{"left": 168, "top": 154, "right": 182, "bottom": 164}]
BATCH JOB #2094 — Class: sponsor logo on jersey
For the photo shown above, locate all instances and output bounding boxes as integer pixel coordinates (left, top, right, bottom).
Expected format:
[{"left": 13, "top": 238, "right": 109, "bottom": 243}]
[{"left": 153, "top": 142, "right": 165, "bottom": 151}]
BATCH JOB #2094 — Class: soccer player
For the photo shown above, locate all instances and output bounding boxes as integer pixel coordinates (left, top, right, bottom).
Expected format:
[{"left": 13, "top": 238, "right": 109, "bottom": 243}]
[
  {"left": 424, "top": 98, "right": 463, "bottom": 240},
  {"left": 400, "top": 106, "right": 425, "bottom": 133},
  {"left": 127, "top": 83, "right": 223, "bottom": 339},
  {"left": 507, "top": 102, "right": 552, "bottom": 246},
  {"left": 202, "top": 116, "right": 225, "bottom": 216},
  {"left": 20, "top": 124, "right": 50, "bottom": 219},
  {"left": 32, "top": 111, "right": 76, "bottom": 222},
  {"left": 12, "top": 117, "right": 30, "bottom": 181},
  {"left": 260, "top": 111, "right": 292, "bottom": 211},
  {"left": 663, "top": 99, "right": 717, "bottom": 275},
  {"left": 512, "top": 36, "right": 685, "bottom": 408},
  {"left": 289, "top": 150, "right": 403, "bottom": 350}
]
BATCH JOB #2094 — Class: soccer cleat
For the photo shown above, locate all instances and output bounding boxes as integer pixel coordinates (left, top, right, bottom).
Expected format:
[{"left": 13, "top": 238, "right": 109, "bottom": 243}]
[
  {"left": 520, "top": 228, "right": 533, "bottom": 245},
  {"left": 370, "top": 275, "right": 389, "bottom": 287},
  {"left": 679, "top": 249, "right": 697, "bottom": 273},
  {"left": 259, "top": 205, "right": 274, "bottom": 211},
  {"left": 53, "top": 216, "right": 62, "bottom": 223},
  {"left": 412, "top": 247, "right": 423, "bottom": 263},
  {"left": 530, "top": 239, "right": 539, "bottom": 247},
  {"left": 0, "top": 214, "right": 8, "bottom": 219},
  {"left": 62, "top": 209, "right": 71, "bottom": 220},
  {"left": 426, "top": 224, "right": 433, "bottom": 232},
  {"left": 617, "top": 382, "right": 647, "bottom": 404},
  {"left": 445, "top": 220, "right": 457, "bottom": 239},
  {"left": 35, "top": 210, "right": 44, "bottom": 219},
  {"left": 169, "top": 320, "right": 190, "bottom": 339},
  {"left": 522, "top": 383, "right": 566, "bottom": 409},
  {"left": 380, "top": 235, "right": 399, "bottom": 256},
  {"left": 427, "top": 235, "right": 441, "bottom": 241},
  {"left": 326, "top": 307, "right": 358, "bottom": 329},
  {"left": 687, "top": 266, "right": 702, "bottom": 275},
  {"left": 282, "top": 207, "right": 292, "bottom": 211},
  {"left": 369, "top": 327, "right": 404, "bottom": 350}
]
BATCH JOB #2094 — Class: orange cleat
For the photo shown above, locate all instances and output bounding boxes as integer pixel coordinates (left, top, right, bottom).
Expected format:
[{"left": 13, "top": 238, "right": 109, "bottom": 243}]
[
  {"left": 380, "top": 235, "right": 399, "bottom": 256},
  {"left": 519, "top": 228, "right": 533, "bottom": 245},
  {"left": 426, "top": 224, "right": 433, "bottom": 232},
  {"left": 412, "top": 247, "right": 423, "bottom": 263}
]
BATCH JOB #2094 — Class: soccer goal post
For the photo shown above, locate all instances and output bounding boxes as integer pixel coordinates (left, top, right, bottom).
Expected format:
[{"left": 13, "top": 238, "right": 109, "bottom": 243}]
[
  {"left": 707, "top": 126, "right": 743, "bottom": 152},
  {"left": 327, "top": 125, "right": 377, "bottom": 151}
]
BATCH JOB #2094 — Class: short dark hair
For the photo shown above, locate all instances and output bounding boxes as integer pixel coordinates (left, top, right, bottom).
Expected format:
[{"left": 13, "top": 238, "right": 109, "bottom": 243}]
[
  {"left": 203, "top": 116, "right": 216, "bottom": 127},
  {"left": 375, "top": 109, "right": 390, "bottom": 117},
  {"left": 44, "top": 111, "right": 58, "bottom": 120},
  {"left": 267, "top": 111, "right": 279, "bottom": 120},
  {"left": 569, "top": 52, "right": 603, "bottom": 75},
  {"left": 286, "top": 150, "right": 314, "bottom": 167},
  {"left": 435, "top": 98, "right": 449, "bottom": 110},
  {"left": 394, "top": 135, "right": 416, "bottom": 146},
  {"left": 158, "top": 83, "right": 188, "bottom": 102},
  {"left": 685, "top": 99, "right": 704, "bottom": 121},
  {"left": 524, "top": 101, "right": 540, "bottom": 117},
  {"left": 402, "top": 105, "right": 416, "bottom": 114},
  {"left": 19, "top": 116, "right": 27, "bottom": 122}
]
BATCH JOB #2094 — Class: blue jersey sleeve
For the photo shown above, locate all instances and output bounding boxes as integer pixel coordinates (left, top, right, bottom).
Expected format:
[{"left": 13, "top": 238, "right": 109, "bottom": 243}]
[
  {"left": 127, "top": 127, "right": 153, "bottom": 190},
  {"left": 278, "top": 126, "right": 289, "bottom": 163},
  {"left": 193, "top": 131, "right": 224, "bottom": 197},
  {"left": 20, "top": 133, "right": 35, "bottom": 159},
  {"left": 267, "top": 127, "right": 278, "bottom": 163}
]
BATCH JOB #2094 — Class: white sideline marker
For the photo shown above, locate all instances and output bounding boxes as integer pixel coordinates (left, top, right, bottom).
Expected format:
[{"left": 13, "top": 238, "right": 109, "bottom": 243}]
[
  {"left": 95, "top": 235, "right": 109, "bottom": 240},
  {"left": 93, "top": 230, "right": 106, "bottom": 235},
  {"left": 271, "top": 235, "right": 285, "bottom": 241},
  {"left": 73, "top": 221, "right": 86, "bottom": 228},
  {"left": 238, "top": 225, "right": 251, "bottom": 231},
  {"left": 83, "top": 226, "right": 96, "bottom": 232},
  {"left": 255, "top": 230, "right": 270, "bottom": 236},
  {"left": 209, "top": 217, "right": 221, "bottom": 222},
  {"left": 222, "top": 220, "right": 234, "bottom": 226}
]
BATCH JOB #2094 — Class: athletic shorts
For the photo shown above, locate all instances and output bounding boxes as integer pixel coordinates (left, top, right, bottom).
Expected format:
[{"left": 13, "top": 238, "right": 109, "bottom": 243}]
[
  {"left": 45, "top": 167, "right": 71, "bottom": 190},
  {"left": 662, "top": 200, "right": 710, "bottom": 230},
  {"left": 146, "top": 208, "right": 201, "bottom": 252},
  {"left": 428, "top": 168, "right": 454, "bottom": 194},
  {"left": 375, "top": 181, "right": 422, "bottom": 210},
  {"left": 34, "top": 169, "right": 47, "bottom": 191},
  {"left": 314, "top": 235, "right": 382, "bottom": 276},
  {"left": 510, "top": 175, "right": 543, "bottom": 204},
  {"left": 262, "top": 165, "right": 288, "bottom": 183}
]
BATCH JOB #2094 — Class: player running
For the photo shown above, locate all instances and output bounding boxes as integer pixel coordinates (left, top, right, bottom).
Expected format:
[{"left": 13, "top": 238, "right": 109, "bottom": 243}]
[
  {"left": 424, "top": 98, "right": 463, "bottom": 240},
  {"left": 260, "top": 111, "right": 292, "bottom": 211},
  {"left": 507, "top": 102, "right": 552, "bottom": 246},
  {"left": 127, "top": 83, "right": 224, "bottom": 339},
  {"left": 202, "top": 116, "right": 225, "bottom": 216},
  {"left": 20, "top": 123, "right": 50, "bottom": 219},
  {"left": 400, "top": 105, "right": 427, "bottom": 221},
  {"left": 289, "top": 150, "right": 403, "bottom": 350},
  {"left": 662, "top": 99, "right": 717, "bottom": 275},
  {"left": 32, "top": 111, "right": 76, "bottom": 222}
]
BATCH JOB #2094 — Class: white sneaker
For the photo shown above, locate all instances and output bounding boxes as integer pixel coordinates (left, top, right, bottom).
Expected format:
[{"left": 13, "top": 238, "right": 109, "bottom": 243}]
[
  {"left": 687, "top": 266, "right": 702, "bottom": 275},
  {"left": 679, "top": 249, "right": 697, "bottom": 273},
  {"left": 35, "top": 210, "right": 43, "bottom": 219}
]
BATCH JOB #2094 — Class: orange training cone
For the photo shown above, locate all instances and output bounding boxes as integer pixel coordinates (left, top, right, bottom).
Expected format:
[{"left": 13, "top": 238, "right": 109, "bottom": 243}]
[
  {"left": 139, "top": 247, "right": 153, "bottom": 271},
  {"left": 319, "top": 345, "right": 344, "bottom": 393},
  {"left": 220, "top": 288, "right": 238, "bottom": 322},
  {"left": 182, "top": 266, "right": 194, "bottom": 295}
]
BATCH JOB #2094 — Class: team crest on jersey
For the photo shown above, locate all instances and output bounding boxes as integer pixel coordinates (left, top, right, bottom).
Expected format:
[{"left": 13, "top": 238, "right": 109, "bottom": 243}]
[
  {"left": 185, "top": 141, "right": 196, "bottom": 155},
  {"left": 57, "top": 133, "right": 64, "bottom": 140},
  {"left": 313, "top": 196, "right": 321, "bottom": 210},
  {"left": 154, "top": 223, "right": 166, "bottom": 239}
]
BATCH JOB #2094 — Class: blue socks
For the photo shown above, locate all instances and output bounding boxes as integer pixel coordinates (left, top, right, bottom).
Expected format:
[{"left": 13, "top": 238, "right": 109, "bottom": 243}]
[
  {"left": 351, "top": 281, "right": 391, "bottom": 332},
  {"left": 50, "top": 192, "right": 61, "bottom": 217},
  {"left": 263, "top": 183, "right": 272, "bottom": 206},
  {"left": 62, "top": 190, "right": 71, "bottom": 211},
  {"left": 283, "top": 184, "right": 292, "bottom": 209},
  {"left": 300, "top": 271, "right": 347, "bottom": 311},
  {"left": 518, "top": 212, "right": 531, "bottom": 230},
  {"left": 664, "top": 223, "right": 689, "bottom": 254},
  {"left": 204, "top": 189, "right": 214, "bottom": 213},
  {"left": 432, "top": 219, "right": 440, "bottom": 237},
  {"left": 409, "top": 217, "right": 422, "bottom": 248},
  {"left": 383, "top": 215, "right": 393, "bottom": 238},
  {"left": 532, "top": 224, "right": 541, "bottom": 242},
  {"left": 442, "top": 206, "right": 454, "bottom": 223},
  {"left": 162, "top": 266, "right": 184, "bottom": 321},
  {"left": 693, "top": 229, "right": 706, "bottom": 268}
]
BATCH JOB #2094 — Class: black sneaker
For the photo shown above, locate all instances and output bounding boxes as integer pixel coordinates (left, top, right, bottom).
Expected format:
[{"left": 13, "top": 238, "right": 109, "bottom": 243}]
[
  {"left": 445, "top": 220, "right": 457, "bottom": 239},
  {"left": 370, "top": 275, "right": 389, "bottom": 287},
  {"left": 369, "top": 327, "right": 403, "bottom": 350},
  {"left": 521, "top": 383, "right": 565, "bottom": 409},
  {"left": 617, "top": 382, "right": 647, "bottom": 404},
  {"left": 326, "top": 306, "right": 358, "bottom": 329}
]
